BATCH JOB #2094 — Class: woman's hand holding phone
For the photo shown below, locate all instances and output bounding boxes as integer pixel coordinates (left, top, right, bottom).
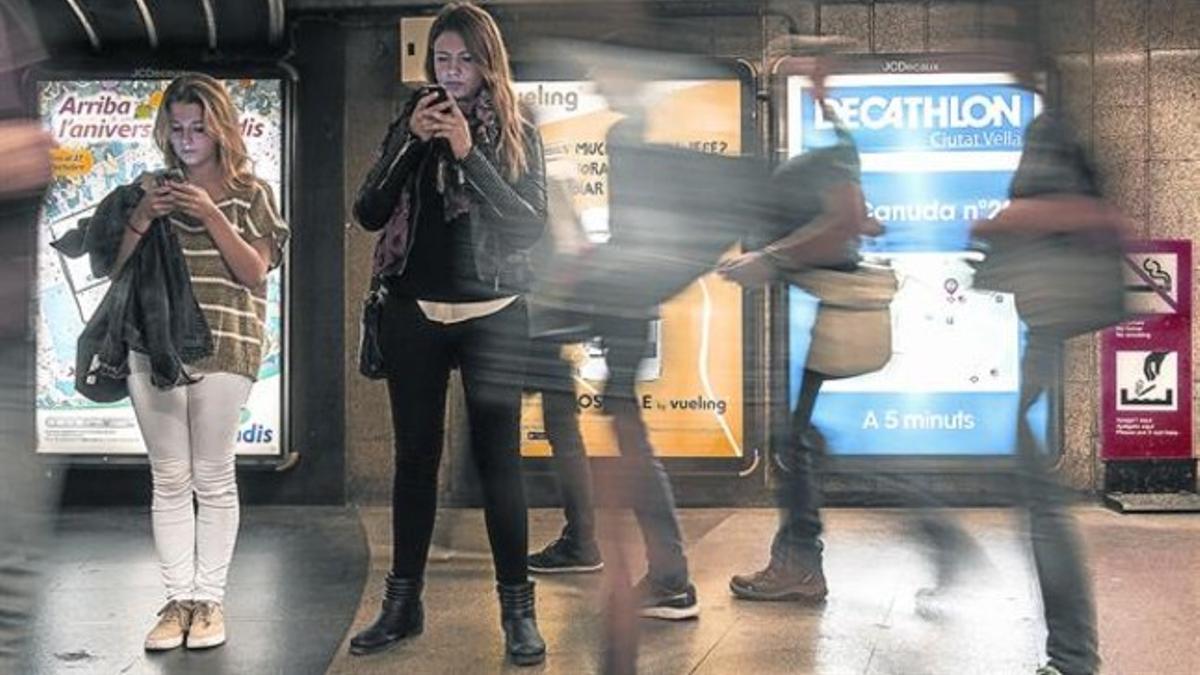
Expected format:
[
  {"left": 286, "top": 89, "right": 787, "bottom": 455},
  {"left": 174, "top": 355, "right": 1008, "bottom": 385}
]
[{"left": 409, "top": 85, "right": 451, "bottom": 142}]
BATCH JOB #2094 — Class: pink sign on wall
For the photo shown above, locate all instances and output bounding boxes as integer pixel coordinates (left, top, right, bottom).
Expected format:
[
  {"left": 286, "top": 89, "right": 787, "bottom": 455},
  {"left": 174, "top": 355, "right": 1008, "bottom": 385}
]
[{"left": 1101, "top": 240, "right": 1193, "bottom": 460}]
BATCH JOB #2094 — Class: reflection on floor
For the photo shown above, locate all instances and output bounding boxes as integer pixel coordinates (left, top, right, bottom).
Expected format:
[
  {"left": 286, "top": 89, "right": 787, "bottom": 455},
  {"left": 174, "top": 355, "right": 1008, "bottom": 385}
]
[
  {"left": 29, "top": 506, "right": 1200, "bottom": 674},
  {"left": 30, "top": 507, "right": 367, "bottom": 675},
  {"left": 334, "top": 506, "right": 1200, "bottom": 675}
]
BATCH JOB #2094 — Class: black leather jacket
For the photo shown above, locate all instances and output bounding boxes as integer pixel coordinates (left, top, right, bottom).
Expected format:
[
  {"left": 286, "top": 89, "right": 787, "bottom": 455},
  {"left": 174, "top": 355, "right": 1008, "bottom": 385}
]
[{"left": 353, "top": 103, "right": 547, "bottom": 293}]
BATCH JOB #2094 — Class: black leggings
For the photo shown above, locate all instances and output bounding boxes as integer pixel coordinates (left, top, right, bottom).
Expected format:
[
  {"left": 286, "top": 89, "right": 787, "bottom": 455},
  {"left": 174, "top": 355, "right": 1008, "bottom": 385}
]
[{"left": 381, "top": 296, "right": 530, "bottom": 585}]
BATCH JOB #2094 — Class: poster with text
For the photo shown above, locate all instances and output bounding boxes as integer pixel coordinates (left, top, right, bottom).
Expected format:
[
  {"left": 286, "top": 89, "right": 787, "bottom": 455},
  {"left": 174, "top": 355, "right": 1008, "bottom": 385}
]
[
  {"left": 516, "top": 79, "right": 744, "bottom": 458},
  {"left": 787, "top": 70, "right": 1046, "bottom": 455},
  {"left": 35, "top": 78, "right": 286, "bottom": 456}
]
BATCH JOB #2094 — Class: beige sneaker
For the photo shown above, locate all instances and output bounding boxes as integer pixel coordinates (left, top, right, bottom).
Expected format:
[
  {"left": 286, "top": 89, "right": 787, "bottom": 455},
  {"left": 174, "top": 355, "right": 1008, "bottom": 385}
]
[
  {"left": 186, "top": 601, "right": 226, "bottom": 649},
  {"left": 144, "top": 600, "right": 193, "bottom": 651}
]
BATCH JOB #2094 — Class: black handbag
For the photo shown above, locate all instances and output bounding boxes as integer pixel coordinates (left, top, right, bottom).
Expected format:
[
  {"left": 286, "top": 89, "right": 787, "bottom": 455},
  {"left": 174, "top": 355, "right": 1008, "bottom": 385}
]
[{"left": 358, "top": 277, "right": 388, "bottom": 380}]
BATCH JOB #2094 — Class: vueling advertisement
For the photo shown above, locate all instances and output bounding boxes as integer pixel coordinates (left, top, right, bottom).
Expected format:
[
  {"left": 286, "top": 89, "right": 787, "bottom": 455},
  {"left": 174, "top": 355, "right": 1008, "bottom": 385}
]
[
  {"left": 516, "top": 79, "right": 744, "bottom": 458},
  {"left": 35, "top": 78, "right": 285, "bottom": 456}
]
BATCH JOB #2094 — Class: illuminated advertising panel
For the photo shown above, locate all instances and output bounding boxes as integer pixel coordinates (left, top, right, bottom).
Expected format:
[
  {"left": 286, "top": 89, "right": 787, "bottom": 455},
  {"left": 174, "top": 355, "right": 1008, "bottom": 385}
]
[
  {"left": 516, "top": 79, "right": 745, "bottom": 458},
  {"left": 787, "top": 70, "right": 1048, "bottom": 456},
  {"left": 35, "top": 77, "right": 286, "bottom": 456}
]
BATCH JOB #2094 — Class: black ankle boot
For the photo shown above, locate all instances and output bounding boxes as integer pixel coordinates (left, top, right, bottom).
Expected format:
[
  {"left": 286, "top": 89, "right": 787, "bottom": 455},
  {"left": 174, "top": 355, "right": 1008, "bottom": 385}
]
[
  {"left": 497, "top": 581, "right": 546, "bottom": 666},
  {"left": 349, "top": 575, "right": 424, "bottom": 655}
]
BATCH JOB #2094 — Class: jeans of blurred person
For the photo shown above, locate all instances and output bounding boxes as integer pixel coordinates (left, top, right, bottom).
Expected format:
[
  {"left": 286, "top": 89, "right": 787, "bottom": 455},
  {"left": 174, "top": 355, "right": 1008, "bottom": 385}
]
[
  {"left": 0, "top": 339, "right": 49, "bottom": 670},
  {"left": 594, "top": 315, "right": 688, "bottom": 591},
  {"left": 770, "top": 368, "right": 826, "bottom": 568},
  {"left": 525, "top": 338, "right": 596, "bottom": 547},
  {"left": 382, "top": 296, "right": 531, "bottom": 585},
  {"left": 912, "top": 335, "right": 1097, "bottom": 675},
  {"left": 1017, "top": 334, "right": 1097, "bottom": 675},
  {"left": 0, "top": 199, "right": 52, "bottom": 670}
]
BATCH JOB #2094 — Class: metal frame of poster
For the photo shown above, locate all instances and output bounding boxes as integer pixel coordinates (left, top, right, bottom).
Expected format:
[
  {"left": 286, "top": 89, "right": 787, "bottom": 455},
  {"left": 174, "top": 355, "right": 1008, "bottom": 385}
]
[
  {"left": 29, "top": 66, "right": 294, "bottom": 462},
  {"left": 513, "top": 58, "right": 762, "bottom": 475},
  {"left": 1100, "top": 240, "right": 1193, "bottom": 460},
  {"left": 772, "top": 53, "right": 1062, "bottom": 466}
]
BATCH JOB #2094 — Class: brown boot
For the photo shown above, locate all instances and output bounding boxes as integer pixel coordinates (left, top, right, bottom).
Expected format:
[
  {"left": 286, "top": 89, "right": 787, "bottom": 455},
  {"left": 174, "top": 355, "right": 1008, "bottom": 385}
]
[{"left": 729, "top": 558, "right": 827, "bottom": 602}]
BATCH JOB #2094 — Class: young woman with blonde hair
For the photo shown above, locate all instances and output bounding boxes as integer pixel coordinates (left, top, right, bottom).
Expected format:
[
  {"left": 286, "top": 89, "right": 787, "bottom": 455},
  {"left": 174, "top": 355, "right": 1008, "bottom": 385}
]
[
  {"left": 112, "top": 73, "right": 288, "bottom": 651},
  {"left": 350, "top": 2, "right": 547, "bottom": 666}
]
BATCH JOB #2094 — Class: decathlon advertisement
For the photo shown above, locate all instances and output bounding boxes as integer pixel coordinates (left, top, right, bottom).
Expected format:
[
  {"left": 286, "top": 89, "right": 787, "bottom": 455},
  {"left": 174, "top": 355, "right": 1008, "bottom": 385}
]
[
  {"left": 35, "top": 78, "right": 286, "bottom": 456},
  {"left": 517, "top": 79, "right": 745, "bottom": 458},
  {"left": 787, "top": 71, "right": 1045, "bottom": 456}
]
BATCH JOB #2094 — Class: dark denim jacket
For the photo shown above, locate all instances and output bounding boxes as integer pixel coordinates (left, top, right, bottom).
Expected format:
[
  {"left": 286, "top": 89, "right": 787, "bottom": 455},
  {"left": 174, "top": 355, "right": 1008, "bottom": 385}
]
[{"left": 51, "top": 184, "right": 212, "bottom": 402}]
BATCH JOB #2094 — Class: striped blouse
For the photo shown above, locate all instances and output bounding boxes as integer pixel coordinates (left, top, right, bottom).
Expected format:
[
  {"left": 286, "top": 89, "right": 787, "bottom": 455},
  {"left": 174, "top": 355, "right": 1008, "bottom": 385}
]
[{"left": 149, "top": 175, "right": 289, "bottom": 381}]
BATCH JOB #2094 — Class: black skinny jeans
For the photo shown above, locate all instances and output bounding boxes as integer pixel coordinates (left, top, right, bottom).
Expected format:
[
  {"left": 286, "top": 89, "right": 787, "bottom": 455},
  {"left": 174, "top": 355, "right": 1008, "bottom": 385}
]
[{"left": 381, "top": 295, "right": 530, "bottom": 585}]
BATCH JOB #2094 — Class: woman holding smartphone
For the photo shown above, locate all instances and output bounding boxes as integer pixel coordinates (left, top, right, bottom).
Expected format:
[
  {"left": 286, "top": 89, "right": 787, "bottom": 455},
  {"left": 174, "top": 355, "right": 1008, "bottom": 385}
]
[
  {"left": 349, "top": 2, "right": 547, "bottom": 666},
  {"left": 114, "top": 74, "right": 288, "bottom": 652}
]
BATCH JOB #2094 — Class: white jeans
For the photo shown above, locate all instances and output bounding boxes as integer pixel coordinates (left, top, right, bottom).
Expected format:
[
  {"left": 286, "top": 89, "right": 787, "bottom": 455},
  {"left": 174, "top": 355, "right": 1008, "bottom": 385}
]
[{"left": 127, "top": 353, "right": 252, "bottom": 603}]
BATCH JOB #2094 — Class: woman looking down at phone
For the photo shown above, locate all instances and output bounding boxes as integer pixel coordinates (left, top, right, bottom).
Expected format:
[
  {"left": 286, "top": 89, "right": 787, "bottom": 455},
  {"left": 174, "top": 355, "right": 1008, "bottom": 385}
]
[
  {"left": 350, "top": 1, "right": 547, "bottom": 666},
  {"left": 111, "top": 73, "right": 289, "bottom": 653}
]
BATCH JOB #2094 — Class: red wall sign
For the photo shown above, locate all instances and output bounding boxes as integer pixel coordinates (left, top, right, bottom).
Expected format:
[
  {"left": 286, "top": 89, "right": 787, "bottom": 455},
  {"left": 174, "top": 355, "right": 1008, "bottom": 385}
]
[{"left": 1101, "top": 240, "right": 1193, "bottom": 460}]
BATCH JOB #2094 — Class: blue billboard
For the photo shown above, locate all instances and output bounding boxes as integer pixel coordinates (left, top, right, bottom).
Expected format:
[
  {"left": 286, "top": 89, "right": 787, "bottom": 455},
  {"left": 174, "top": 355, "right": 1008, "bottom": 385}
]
[{"left": 785, "top": 71, "right": 1047, "bottom": 456}]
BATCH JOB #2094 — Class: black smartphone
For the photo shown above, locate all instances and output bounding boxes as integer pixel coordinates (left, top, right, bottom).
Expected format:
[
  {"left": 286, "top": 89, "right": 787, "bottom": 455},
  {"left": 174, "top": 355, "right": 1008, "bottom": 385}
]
[
  {"left": 417, "top": 84, "right": 449, "bottom": 105},
  {"left": 157, "top": 167, "right": 186, "bottom": 186}
]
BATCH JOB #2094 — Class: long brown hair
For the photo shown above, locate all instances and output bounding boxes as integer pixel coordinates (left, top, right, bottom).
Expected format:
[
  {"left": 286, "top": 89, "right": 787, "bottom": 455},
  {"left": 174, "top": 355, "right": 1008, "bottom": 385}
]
[
  {"left": 425, "top": 2, "right": 528, "bottom": 181},
  {"left": 153, "top": 73, "right": 255, "bottom": 195}
]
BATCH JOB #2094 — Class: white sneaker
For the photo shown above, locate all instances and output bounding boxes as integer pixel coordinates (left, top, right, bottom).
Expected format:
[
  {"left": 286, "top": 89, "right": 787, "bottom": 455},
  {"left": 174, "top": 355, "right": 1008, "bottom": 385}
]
[{"left": 185, "top": 601, "right": 226, "bottom": 649}]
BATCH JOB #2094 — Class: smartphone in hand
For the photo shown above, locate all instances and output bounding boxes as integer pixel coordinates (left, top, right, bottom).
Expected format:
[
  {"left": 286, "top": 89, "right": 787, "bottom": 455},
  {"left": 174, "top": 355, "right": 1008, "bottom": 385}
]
[
  {"left": 156, "top": 167, "right": 186, "bottom": 187},
  {"left": 417, "top": 84, "right": 449, "bottom": 105}
]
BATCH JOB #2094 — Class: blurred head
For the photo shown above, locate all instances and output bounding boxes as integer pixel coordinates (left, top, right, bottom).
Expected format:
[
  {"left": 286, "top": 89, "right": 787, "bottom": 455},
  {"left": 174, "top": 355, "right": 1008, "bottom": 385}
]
[
  {"left": 425, "top": 2, "right": 527, "bottom": 180},
  {"left": 153, "top": 73, "right": 253, "bottom": 194}
]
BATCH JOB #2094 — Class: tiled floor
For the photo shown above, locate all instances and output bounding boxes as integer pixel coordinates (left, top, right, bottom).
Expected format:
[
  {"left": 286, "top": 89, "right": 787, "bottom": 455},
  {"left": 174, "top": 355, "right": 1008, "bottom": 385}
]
[
  {"left": 28, "top": 505, "right": 1200, "bottom": 674},
  {"left": 28, "top": 506, "right": 367, "bottom": 675},
  {"left": 333, "top": 506, "right": 1200, "bottom": 675}
]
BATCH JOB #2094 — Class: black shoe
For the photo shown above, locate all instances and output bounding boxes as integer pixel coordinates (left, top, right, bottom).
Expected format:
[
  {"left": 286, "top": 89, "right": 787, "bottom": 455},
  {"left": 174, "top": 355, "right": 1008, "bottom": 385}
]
[
  {"left": 529, "top": 536, "right": 604, "bottom": 574},
  {"left": 349, "top": 575, "right": 424, "bottom": 655},
  {"left": 634, "top": 577, "right": 700, "bottom": 620},
  {"left": 498, "top": 581, "right": 546, "bottom": 666},
  {"left": 729, "top": 558, "right": 827, "bottom": 602}
]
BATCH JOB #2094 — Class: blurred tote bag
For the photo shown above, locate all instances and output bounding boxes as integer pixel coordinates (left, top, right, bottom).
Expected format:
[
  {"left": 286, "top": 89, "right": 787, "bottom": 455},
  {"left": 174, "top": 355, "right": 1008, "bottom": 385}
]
[
  {"left": 972, "top": 232, "right": 1127, "bottom": 339},
  {"left": 788, "top": 263, "right": 898, "bottom": 378}
]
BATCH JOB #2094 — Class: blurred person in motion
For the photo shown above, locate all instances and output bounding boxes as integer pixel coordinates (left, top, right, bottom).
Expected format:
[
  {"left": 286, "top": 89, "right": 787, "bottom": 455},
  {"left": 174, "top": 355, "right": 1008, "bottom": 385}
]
[
  {"left": 0, "top": 0, "right": 54, "bottom": 669},
  {"left": 720, "top": 43, "right": 882, "bottom": 604},
  {"left": 525, "top": 155, "right": 604, "bottom": 576},
  {"left": 349, "top": 2, "right": 547, "bottom": 665},
  {"left": 968, "top": 97, "right": 1122, "bottom": 675},
  {"left": 59, "top": 73, "right": 290, "bottom": 652}
]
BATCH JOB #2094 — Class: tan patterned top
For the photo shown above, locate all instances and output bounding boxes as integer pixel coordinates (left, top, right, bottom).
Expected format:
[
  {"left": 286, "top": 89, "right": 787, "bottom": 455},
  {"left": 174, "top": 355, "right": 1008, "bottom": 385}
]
[{"left": 143, "top": 175, "right": 289, "bottom": 381}]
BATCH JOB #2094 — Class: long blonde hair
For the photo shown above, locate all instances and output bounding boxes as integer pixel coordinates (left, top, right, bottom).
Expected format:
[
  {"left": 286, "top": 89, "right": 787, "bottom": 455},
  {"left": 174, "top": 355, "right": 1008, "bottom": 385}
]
[
  {"left": 425, "top": 2, "right": 528, "bottom": 181},
  {"left": 153, "top": 73, "right": 255, "bottom": 195}
]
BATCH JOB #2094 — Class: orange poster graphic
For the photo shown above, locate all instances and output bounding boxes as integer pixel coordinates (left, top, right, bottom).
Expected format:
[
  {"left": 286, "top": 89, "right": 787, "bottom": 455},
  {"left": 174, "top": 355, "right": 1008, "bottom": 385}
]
[{"left": 517, "top": 80, "right": 744, "bottom": 458}]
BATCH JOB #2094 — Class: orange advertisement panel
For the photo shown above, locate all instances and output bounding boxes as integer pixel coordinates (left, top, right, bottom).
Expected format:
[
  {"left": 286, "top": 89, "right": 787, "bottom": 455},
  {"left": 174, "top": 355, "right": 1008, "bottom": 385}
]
[{"left": 515, "top": 79, "right": 744, "bottom": 458}]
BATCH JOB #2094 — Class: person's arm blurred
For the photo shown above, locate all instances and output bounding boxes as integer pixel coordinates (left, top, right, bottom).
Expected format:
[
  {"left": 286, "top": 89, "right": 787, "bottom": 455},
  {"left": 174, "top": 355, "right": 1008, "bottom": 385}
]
[
  {"left": 970, "top": 195, "right": 1132, "bottom": 239},
  {"left": 0, "top": 121, "right": 52, "bottom": 197}
]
